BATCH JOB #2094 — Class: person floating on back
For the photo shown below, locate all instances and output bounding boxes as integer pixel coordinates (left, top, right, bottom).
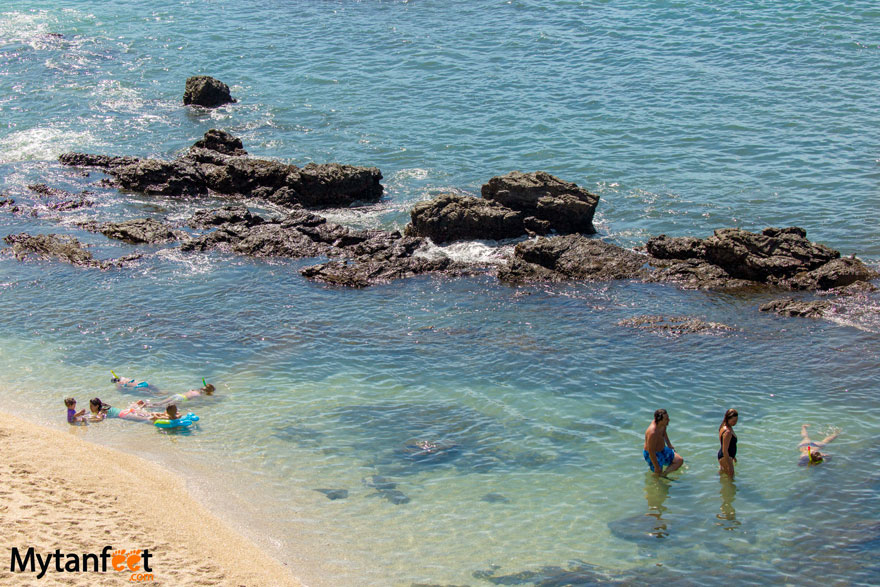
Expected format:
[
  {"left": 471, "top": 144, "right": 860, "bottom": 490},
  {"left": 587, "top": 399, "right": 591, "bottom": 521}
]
[
  {"left": 718, "top": 409, "right": 738, "bottom": 478},
  {"left": 643, "top": 409, "right": 684, "bottom": 476},
  {"left": 64, "top": 397, "right": 85, "bottom": 424},
  {"left": 135, "top": 382, "right": 215, "bottom": 409},
  {"left": 798, "top": 424, "right": 839, "bottom": 465}
]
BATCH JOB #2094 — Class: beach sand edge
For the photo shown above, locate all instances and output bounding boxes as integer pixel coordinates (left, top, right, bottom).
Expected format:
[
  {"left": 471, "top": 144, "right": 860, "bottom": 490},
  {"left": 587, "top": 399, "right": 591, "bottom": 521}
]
[{"left": 0, "top": 410, "right": 303, "bottom": 586}]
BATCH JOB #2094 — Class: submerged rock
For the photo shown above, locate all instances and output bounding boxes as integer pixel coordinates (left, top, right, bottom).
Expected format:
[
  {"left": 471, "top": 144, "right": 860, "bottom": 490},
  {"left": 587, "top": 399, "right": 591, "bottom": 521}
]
[
  {"left": 183, "top": 75, "right": 236, "bottom": 108},
  {"left": 313, "top": 488, "right": 348, "bottom": 501},
  {"left": 405, "top": 171, "right": 599, "bottom": 243},
  {"left": 618, "top": 315, "right": 737, "bottom": 335},
  {"left": 480, "top": 493, "right": 510, "bottom": 504},
  {"left": 60, "top": 130, "right": 383, "bottom": 208},
  {"left": 759, "top": 298, "right": 832, "bottom": 319},
  {"left": 498, "top": 234, "right": 646, "bottom": 283},
  {"left": 2, "top": 233, "right": 141, "bottom": 269}
]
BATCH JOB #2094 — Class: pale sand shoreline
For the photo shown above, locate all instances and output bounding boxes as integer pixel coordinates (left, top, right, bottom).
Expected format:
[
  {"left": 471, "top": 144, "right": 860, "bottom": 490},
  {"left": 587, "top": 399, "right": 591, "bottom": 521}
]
[{"left": 0, "top": 411, "right": 303, "bottom": 586}]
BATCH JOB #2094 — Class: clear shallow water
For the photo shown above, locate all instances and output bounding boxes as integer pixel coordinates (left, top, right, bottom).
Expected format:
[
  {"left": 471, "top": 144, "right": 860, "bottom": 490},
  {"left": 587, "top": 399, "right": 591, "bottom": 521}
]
[{"left": 1, "top": 1, "right": 880, "bottom": 585}]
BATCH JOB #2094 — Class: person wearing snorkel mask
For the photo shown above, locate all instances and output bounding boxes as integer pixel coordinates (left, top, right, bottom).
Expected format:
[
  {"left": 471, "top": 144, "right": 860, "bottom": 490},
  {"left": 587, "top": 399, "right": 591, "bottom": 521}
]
[{"left": 798, "top": 424, "right": 839, "bottom": 466}]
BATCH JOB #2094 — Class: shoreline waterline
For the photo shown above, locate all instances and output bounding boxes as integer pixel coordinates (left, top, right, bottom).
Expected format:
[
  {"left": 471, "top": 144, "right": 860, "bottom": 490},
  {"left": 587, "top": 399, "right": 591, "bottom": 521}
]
[{"left": 0, "top": 406, "right": 305, "bottom": 586}]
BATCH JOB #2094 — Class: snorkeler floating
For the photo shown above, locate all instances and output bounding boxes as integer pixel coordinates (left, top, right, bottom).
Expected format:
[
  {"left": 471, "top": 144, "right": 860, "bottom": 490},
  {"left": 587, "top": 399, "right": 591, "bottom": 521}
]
[
  {"left": 110, "top": 370, "right": 161, "bottom": 394},
  {"left": 134, "top": 380, "right": 215, "bottom": 409},
  {"left": 798, "top": 423, "right": 839, "bottom": 465}
]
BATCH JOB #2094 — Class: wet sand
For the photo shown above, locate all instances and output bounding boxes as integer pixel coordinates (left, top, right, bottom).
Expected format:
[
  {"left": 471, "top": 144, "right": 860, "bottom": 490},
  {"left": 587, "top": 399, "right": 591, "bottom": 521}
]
[{"left": 0, "top": 411, "right": 302, "bottom": 586}]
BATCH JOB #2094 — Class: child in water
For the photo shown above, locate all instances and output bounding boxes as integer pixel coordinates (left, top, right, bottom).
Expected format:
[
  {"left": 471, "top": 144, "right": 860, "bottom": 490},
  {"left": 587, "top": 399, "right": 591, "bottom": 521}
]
[
  {"left": 64, "top": 398, "right": 85, "bottom": 424},
  {"left": 148, "top": 403, "right": 181, "bottom": 422},
  {"left": 136, "top": 382, "right": 215, "bottom": 409}
]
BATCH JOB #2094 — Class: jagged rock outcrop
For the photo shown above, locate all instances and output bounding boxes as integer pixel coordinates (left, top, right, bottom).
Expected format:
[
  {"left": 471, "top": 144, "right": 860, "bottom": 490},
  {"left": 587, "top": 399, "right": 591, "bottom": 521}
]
[
  {"left": 405, "top": 171, "right": 599, "bottom": 244},
  {"left": 644, "top": 227, "right": 876, "bottom": 291},
  {"left": 79, "top": 218, "right": 184, "bottom": 244},
  {"left": 59, "top": 130, "right": 383, "bottom": 208},
  {"left": 498, "top": 234, "right": 646, "bottom": 283},
  {"left": 2, "top": 233, "right": 141, "bottom": 269},
  {"left": 405, "top": 193, "right": 525, "bottom": 243},
  {"left": 482, "top": 171, "right": 599, "bottom": 235},
  {"left": 183, "top": 76, "right": 236, "bottom": 108}
]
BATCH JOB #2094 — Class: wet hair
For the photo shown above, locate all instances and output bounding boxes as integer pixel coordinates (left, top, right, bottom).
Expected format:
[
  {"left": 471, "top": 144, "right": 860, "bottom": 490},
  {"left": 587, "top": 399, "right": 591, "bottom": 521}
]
[
  {"left": 166, "top": 404, "right": 179, "bottom": 419},
  {"left": 719, "top": 409, "right": 738, "bottom": 432},
  {"left": 110, "top": 377, "right": 120, "bottom": 383},
  {"left": 64, "top": 397, "right": 76, "bottom": 408},
  {"left": 654, "top": 409, "right": 668, "bottom": 422},
  {"left": 89, "top": 397, "right": 110, "bottom": 413},
  {"left": 203, "top": 383, "right": 215, "bottom": 395}
]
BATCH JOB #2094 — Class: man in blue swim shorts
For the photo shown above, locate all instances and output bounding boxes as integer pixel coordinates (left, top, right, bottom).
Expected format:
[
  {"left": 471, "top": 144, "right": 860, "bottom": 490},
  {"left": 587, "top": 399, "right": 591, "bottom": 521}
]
[{"left": 644, "top": 409, "right": 684, "bottom": 476}]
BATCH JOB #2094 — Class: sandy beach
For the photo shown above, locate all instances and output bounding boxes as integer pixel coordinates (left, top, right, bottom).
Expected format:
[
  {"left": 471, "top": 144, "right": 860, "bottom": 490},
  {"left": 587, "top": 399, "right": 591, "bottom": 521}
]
[{"left": 0, "top": 411, "right": 302, "bottom": 586}]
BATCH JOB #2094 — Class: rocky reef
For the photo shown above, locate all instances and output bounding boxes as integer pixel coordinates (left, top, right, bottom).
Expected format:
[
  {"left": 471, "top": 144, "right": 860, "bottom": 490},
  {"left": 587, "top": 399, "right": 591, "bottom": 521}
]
[
  {"left": 405, "top": 171, "right": 599, "bottom": 243},
  {"left": 59, "top": 130, "right": 383, "bottom": 208}
]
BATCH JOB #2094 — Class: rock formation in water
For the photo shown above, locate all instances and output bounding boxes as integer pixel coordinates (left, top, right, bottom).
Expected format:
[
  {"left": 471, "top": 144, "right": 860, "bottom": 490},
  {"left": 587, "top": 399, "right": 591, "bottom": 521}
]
[
  {"left": 78, "top": 218, "right": 185, "bottom": 244},
  {"left": 59, "top": 130, "right": 383, "bottom": 208},
  {"left": 2, "top": 233, "right": 140, "bottom": 269},
  {"left": 183, "top": 76, "right": 236, "bottom": 108},
  {"left": 617, "top": 315, "right": 737, "bottom": 335},
  {"left": 405, "top": 171, "right": 599, "bottom": 243}
]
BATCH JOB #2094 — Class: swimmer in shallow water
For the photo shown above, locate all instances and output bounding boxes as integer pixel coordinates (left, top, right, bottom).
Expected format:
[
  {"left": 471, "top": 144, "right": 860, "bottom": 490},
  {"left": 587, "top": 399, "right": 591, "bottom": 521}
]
[
  {"left": 135, "top": 383, "right": 215, "bottom": 409},
  {"left": 88, "top": 397, "right": 152, "bottom": 422},
  {"left": 110, "top": 372, "right": 160, "bottom": 394},
  {"left": 798, "top": 424, "right": 839, "bottom": 465}
]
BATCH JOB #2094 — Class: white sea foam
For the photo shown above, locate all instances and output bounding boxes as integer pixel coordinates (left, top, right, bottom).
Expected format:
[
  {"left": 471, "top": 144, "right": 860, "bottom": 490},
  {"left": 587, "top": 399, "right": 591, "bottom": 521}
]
[
  {"left": 0, "top": 126, "right": 99, "bottom": 164},
  {"left": 416, "top": 238, "right": 516, "bottom": 265},
  {"left": 824, "top": 295, "right": 880, "bottom": 334}
]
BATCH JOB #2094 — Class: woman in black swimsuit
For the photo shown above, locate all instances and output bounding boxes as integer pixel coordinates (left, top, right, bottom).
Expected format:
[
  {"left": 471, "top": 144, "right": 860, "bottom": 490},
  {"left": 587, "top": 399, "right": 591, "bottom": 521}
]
[{"left": 718, "top": 409, "right": 738, "bottom": 478}]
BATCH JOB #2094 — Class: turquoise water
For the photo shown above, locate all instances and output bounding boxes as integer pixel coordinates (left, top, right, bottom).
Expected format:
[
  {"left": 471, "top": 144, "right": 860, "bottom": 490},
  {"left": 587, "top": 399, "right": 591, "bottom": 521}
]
[{"left": 2, "top": 2, "right": 880, "bottom": 585}]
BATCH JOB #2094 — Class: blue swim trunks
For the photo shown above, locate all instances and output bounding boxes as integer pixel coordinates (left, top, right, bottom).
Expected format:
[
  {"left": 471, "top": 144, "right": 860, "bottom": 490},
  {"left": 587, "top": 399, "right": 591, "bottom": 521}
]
[{"left": 644, "top": 447, "right": 676, "bottom": 472}]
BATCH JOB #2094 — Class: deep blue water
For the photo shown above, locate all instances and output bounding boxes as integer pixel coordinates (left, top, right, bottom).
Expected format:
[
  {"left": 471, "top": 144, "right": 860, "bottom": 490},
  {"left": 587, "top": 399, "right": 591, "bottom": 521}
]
[{"left": 1, "top": 2, "right": 879, "bottom": 585}]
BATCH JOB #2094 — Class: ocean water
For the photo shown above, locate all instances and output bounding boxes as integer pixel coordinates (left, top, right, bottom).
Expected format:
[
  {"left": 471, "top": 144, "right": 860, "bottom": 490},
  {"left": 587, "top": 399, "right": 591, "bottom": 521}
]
[{"left": 1, "top": 1, "right": 879, "bottom": 585}]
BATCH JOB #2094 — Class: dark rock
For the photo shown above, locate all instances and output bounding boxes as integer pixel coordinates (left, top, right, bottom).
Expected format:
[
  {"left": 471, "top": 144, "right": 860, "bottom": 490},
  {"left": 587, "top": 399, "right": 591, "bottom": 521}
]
[
  {"left": 405, "top": 172, "right": 599, "bottom": 244},
  {"left": 644, "top": 227, "right": 874, "bottom": 292},
  {"left": 2, "top": 233, "right": 141, "bottom": 269},
  {"left": 191, "top": 129, "right": 247, "bottom": 156},
  {"left": 644, "top": 234, "right": 706, "bottom": 260},
  {"left": 703, "top": 227, "right": 839, "bottom": 282},
  {"left": 644, "top": 258, "right": 756, "bottom": 290},
  {"left": 760, "top": 298, "right": 832, "bottom": 319},
  {"left": 314, "top": 488, "right": 348, "bottom": 500},
  {"left": 230, "top": 223, "right": 329, "bottom": 258},
  {"left": 80, "top": 218, "right": 183, "bottom": 244},
  {"left": 481, "top": 171, "right": 599, "bottom": 235},
  {"left": 497, "top": 234, "right": 646, "bottom": 283},
  {"left": 187, "top": 205, "right": 265, "bottom": 228},
  {"left": 617, "top": 315, "right": 737, "bottom": 335},
  {"left": 60, "top": 131, "right": 383, "bottom": 208},
  {"left": 183, "top": 75, "right": 236, "bottom": 108},
  {"left": 58, "top": 152, "right": 140, "bottom": 170},
  {"left": 405, "top": 193, "right": 524, "bottom": 244},
  {"left": 784, "top": 257, "right": 878, "bottom": 291}
]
